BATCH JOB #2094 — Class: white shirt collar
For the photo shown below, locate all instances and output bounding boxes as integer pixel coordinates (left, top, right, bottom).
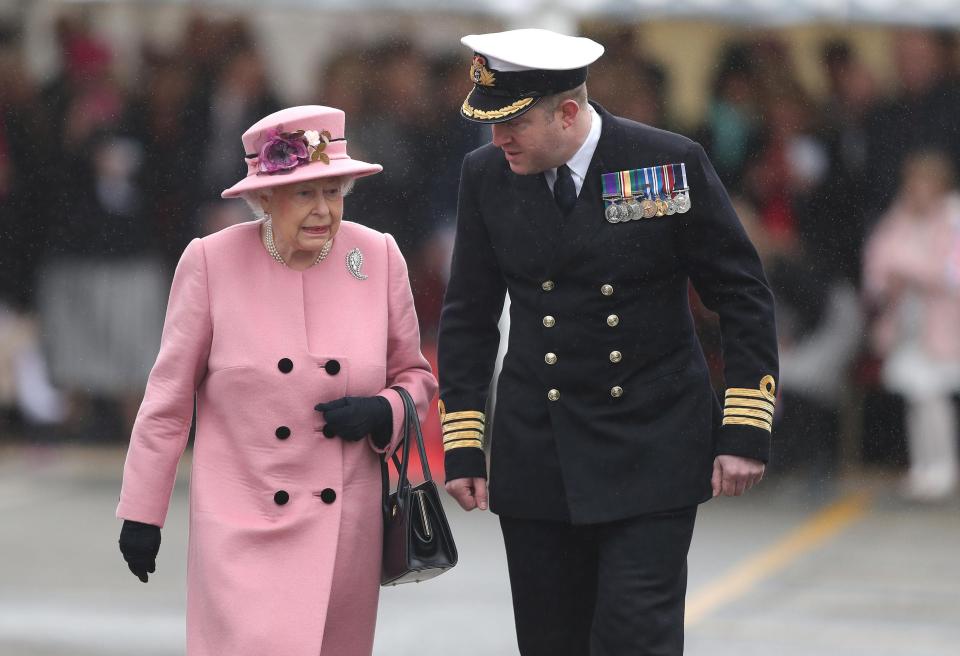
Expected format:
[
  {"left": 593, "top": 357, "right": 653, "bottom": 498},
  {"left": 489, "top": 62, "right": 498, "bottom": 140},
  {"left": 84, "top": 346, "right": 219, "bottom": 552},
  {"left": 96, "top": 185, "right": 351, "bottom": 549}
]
[{"left": 545, "top": 104, "right": 602, "bottom": 196}]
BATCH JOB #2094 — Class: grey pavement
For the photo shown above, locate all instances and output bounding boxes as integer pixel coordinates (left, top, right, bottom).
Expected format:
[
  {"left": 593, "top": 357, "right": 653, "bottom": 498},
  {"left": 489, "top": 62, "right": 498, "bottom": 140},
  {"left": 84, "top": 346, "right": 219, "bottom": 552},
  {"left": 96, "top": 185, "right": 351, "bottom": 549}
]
[{"left": 0, "top": 445, "right": 958, "bottom": 655}]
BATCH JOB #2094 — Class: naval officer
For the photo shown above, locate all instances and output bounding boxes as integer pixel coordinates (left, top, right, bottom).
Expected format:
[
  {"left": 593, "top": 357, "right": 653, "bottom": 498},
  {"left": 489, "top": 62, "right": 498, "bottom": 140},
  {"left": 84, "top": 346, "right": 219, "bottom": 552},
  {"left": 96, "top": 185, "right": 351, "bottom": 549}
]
[{"left": 437, "top": 28, "right": 779, "bottom": 655}]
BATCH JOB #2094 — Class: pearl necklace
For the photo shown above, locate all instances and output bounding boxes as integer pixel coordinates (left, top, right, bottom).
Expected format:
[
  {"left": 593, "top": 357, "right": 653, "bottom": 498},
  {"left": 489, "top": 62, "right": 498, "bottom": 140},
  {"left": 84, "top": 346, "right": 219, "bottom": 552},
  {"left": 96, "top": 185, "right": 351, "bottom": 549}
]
[{"left": 264, "top": 218, "right": 333, "bottom": 267}]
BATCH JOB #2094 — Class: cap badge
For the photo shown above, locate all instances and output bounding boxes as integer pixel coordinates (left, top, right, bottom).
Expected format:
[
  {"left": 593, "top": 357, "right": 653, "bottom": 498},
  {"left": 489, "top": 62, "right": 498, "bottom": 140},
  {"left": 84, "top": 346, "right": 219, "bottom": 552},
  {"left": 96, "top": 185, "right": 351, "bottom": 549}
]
[{"left": 470, "top": 55, "right": 496, "bottom": 87}]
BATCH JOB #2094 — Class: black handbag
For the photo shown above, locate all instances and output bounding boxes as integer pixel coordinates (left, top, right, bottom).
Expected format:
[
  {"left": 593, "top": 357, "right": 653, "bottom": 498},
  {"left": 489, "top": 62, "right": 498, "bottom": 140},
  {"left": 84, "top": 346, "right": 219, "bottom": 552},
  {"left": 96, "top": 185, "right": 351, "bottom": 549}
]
[{"left": 381, "top": 387, "right": 458, "bottom": 586}]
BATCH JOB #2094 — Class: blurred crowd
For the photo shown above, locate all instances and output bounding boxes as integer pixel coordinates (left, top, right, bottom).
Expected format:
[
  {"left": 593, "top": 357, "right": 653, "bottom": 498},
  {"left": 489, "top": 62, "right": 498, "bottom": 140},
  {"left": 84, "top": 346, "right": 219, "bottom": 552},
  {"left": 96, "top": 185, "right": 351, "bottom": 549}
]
[{"left": 1, "top": 14, "right": 959, "bottom": 499}]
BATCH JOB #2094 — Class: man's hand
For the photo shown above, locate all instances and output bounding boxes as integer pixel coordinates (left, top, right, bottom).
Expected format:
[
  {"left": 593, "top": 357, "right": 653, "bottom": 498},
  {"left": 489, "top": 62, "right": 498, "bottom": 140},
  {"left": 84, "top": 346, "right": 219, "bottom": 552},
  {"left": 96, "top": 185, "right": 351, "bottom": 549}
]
[
  {"left": 711, "top": 455, "right": 765, "bottom": 497},
  {"left": 445, "top": 477, "right": 488, "bottom": 511}
]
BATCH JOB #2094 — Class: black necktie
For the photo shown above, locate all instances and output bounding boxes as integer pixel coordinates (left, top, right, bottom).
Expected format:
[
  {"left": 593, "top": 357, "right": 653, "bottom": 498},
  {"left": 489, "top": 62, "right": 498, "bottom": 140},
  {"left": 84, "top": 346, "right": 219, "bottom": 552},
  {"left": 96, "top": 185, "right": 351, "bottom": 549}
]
[{"left": 554, "top": 164, "right": 577, "bottom": 216}]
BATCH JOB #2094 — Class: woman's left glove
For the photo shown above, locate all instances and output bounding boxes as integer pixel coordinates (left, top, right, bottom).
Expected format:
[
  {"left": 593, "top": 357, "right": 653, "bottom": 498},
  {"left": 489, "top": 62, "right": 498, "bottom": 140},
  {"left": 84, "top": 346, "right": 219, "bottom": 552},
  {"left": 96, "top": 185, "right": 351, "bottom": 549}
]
[
  {"left": 315, "top": 396, "right": 393, "bottom": 448},
  {"left": 118, "top": 520, "right": 161, "bottom": 583}
]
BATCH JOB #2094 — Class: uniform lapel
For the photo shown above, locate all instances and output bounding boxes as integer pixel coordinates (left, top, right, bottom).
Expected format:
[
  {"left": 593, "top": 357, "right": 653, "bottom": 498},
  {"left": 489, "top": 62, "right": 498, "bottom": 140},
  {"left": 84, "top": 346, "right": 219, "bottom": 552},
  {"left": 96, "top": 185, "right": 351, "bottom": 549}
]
[
  {"left": 507, "top": 168, "right": 564, "bottom": 275},
  {"left": 549, "top": 105, "right": 618, "bottom": 272}
]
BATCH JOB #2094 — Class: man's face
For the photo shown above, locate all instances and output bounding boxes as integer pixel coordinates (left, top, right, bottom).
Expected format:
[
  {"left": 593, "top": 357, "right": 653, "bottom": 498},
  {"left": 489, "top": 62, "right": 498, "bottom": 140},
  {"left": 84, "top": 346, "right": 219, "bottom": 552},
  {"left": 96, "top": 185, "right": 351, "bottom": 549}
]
[{"left": 490, "top": 104, "right": 565, "bottom": 175}]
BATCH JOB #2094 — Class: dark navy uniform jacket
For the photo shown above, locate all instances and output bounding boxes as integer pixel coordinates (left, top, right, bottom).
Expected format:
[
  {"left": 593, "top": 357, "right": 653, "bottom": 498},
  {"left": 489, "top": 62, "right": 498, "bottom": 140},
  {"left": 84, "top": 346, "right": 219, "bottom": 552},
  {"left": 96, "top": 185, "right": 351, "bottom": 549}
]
[{"left": 438, "top": 102, "right": 778, "bottom": 524}]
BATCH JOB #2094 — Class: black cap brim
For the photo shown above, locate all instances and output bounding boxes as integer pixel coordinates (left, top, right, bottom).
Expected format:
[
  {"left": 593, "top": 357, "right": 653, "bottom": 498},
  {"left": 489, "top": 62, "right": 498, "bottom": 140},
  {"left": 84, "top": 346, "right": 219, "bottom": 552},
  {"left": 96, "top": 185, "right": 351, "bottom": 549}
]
[{"left": 460, "top": 88, "right": 542, "bottom": 124}]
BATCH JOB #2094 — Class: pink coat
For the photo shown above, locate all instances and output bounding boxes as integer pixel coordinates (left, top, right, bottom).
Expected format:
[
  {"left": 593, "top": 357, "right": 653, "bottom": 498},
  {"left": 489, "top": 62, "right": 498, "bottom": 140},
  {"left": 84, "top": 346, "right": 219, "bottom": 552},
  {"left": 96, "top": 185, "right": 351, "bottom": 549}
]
[
  {"left": 863, "top": 192, "right": 960, "bottom": 360},
  {"left": 117, "top": 220, "right": 437, "bottom": 656}
]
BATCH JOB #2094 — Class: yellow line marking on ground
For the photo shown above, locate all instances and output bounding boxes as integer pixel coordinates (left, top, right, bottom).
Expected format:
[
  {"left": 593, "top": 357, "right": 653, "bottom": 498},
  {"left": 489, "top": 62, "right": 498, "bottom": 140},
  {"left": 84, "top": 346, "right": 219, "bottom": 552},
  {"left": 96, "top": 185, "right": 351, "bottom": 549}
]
[{"left": 685, "top": 490, "right": 873, "bottom": 626}]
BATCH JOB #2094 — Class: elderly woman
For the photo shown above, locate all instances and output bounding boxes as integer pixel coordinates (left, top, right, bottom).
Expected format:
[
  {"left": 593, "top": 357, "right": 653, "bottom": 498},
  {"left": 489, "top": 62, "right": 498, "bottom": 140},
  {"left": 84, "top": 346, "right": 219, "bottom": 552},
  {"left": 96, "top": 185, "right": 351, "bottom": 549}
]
[{"left": 115, "top": 105, "right": 437, "bottom": 655}]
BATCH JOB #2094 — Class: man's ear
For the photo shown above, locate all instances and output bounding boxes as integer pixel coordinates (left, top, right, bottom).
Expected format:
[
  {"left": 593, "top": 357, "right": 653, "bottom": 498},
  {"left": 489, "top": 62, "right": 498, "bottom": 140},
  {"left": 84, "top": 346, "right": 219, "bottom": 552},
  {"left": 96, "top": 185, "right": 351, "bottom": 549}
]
[{"left": 559, "top": 99, "right": 581, "bottom": 129}]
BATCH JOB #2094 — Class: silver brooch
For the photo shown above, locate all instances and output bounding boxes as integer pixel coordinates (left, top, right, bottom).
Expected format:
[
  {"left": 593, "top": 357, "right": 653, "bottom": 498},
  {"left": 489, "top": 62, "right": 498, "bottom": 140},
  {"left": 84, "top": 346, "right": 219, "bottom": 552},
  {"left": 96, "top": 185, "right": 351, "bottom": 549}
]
[{"left": 346, "top": 248, "right": 368, "bottom": 280}]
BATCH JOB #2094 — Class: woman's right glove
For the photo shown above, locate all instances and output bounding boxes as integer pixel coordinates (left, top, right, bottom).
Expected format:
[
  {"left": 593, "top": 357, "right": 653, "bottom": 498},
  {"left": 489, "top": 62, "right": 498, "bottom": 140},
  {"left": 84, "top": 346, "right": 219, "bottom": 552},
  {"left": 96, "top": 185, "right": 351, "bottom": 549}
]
[
  {"left": 118, "top": 519, "right": 161, "bottom": 583},
  {"left": 314, "top": 395, "right": 393, "bottom": 447}
]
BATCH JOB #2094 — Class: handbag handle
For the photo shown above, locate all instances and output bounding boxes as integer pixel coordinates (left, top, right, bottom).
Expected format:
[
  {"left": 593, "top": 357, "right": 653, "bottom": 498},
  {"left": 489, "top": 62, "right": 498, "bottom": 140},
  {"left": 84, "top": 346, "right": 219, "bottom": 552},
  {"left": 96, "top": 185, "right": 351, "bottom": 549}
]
[
  {"left": 392, "top": 386, "right": 433, "bottom": 483},
  {"left": 381, "top": 387, "right": 433, "bottom": 515}
]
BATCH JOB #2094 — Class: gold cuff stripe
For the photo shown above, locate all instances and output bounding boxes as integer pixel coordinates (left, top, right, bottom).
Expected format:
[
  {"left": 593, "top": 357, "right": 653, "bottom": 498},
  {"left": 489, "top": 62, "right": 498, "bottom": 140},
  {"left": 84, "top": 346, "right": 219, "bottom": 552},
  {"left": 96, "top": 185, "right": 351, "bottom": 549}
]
[
  {"left": 443, "top": 420, "right": 485, "bottom": 433},
  {"left": 442, "top": 410, "right": 486, "bottom": 424},
  {"left": 725, "top": 407, "right": 774, "bottom": 422},
  {"left": 723, "top": 416, "right": 772, "bottom": 432},
  {"left": 725, "top": 388, "right": 769, "bottom": 400},
  {"left": 443, "top": 429, "right": 483, "bottom": 443},
  {"left": 725, "top": 375, "right": 776, "bottom": 402},
  {"left": 724, "top": 398, "right": 775, "bottom": 413},
  {"left": 444, "top": 439, "right": 483, "bottom": 452},
  {"left": 461, "top": 97, "right": 534, "bottom": 121}
]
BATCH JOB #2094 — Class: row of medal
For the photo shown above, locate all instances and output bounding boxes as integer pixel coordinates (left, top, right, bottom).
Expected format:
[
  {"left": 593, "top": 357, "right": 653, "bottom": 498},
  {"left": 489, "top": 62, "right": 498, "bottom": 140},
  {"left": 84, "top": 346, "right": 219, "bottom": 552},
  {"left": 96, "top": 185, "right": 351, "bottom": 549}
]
[
  {"left": 601, "top": 163, "right": 692, "bottom": 224},
  {"left": 604, "top": 191, "right": 691, "bottom": 223}
]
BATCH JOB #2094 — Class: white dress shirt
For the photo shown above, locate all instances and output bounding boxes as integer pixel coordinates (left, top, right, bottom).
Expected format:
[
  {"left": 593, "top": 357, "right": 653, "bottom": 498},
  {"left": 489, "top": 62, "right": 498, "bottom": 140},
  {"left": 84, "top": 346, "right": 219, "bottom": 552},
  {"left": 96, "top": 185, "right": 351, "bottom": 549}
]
[{"left": 544, "top": 104, "right": 602, "bottom": 197}]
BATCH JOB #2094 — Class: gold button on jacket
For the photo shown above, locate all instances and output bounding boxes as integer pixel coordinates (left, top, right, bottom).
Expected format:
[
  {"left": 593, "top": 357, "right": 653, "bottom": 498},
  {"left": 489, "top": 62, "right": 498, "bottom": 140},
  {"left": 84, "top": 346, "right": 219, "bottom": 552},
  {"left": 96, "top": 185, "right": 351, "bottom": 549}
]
[
  {"left": 542, "top": 280, "right": 555, "bottom": 291},
  {"left": 609, "top": 351, "right": 622, "bottom": 363},
  {"left": 611, "top": 386, "right": 624, "bottom": 398},
  {"left": 547, "top": 389, "right": 560, "bottom": 401},
  {"left": 601, "top": 284, "right": 614, "bottom": 296},
  {"left": 545, "top": 353, "right": 558, "bottom": 365},
  {"left": 606, "top": 314, "right": 619, "bottom": 327},
  {"left": 543, "top": 316, "right": 556, "bottom": 328}
]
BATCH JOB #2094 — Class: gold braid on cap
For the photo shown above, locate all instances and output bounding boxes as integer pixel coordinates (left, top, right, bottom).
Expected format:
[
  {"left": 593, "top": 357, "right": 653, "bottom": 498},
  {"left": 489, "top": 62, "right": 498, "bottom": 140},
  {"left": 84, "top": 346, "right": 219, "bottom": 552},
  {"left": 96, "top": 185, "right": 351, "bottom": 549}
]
[{"left": 461, "top": 97, "right": 534, "bottom": 121}]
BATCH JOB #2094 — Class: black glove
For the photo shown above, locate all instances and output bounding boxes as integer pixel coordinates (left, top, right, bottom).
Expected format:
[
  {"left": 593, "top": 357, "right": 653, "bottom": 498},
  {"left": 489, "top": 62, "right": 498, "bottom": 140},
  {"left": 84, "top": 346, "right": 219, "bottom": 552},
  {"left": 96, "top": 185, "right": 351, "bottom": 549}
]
[
  {"left": 315, "top": 395, "right": 393, "bottom": 447},
  {"left": 119, "top": 520, "right": 161, "bottom": 583}
]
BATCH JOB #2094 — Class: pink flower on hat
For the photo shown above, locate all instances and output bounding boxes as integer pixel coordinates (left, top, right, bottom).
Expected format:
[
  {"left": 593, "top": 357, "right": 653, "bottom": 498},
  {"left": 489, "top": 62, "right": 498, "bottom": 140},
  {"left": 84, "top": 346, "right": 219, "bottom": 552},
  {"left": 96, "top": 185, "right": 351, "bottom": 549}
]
[
  {"left": 222, "top": 106, "right": 383, "bottom": 198},
  {"left": 258, "top": 129, "right": 310, "bottom": 174}
]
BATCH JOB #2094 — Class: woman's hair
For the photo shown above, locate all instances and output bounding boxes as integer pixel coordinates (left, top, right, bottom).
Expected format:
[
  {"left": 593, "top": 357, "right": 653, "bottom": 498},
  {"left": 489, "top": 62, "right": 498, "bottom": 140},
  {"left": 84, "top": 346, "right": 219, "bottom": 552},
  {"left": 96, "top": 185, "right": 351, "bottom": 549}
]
[
  {"left": 241, "top": 188, "right": 273, "bottom": 220},
  {"left": 240, "top": 176, "right": 357, "bottom": 219}
]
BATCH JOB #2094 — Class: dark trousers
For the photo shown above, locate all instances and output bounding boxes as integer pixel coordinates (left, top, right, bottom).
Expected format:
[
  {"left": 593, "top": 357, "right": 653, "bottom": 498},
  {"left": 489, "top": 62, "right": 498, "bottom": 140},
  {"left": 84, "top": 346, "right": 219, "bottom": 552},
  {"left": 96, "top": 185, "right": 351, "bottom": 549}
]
[{"left": 499, "top": 506, "right": 698, "bottom": 656}]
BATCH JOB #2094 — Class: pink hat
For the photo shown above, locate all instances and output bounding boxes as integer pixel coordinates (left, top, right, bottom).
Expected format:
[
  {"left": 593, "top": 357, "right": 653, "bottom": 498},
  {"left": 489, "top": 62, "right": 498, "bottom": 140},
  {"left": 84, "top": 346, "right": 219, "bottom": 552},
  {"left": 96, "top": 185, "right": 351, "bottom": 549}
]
[{"left": 221, "top": 105, "right": 382, "bottom": 199}]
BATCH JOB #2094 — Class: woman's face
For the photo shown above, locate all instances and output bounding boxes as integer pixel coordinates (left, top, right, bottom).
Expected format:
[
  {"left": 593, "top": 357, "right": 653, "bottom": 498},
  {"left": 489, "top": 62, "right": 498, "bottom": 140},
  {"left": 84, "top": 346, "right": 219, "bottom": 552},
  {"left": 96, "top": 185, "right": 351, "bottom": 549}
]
[{"left": 262, "top": 178, "right": 345, "bottom": 254}]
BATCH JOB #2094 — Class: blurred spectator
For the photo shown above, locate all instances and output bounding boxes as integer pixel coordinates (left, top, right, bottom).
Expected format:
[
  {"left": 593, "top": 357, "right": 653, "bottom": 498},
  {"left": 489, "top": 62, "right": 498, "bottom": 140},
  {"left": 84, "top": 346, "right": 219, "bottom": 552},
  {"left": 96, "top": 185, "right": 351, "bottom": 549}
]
[
  {"left": 697, "top": 42, "right": 759, "bottom": 192},
  {"left": 407, "top": 52, "right": 485, "bottom": 338},
  {"left": 42, "top": 14, "right": 125, "bottom": 151},
  {"left": 37, "top": 129, "right": 165, "bottom": 439},
  {"left": 939, "top": 29, "right": 960, "bottom": 81},
  {"left": 182, "top": 15, "right": 256, "bottom": 86},
  {"left": 0, "top": 24, "right": 65, "bottom": 429},
  {"left": 605, "top": 59, "right": 669, "bottom": 129},
  {"left": 803, "top": 40, "right": 880, "bottom": 283},
  {"left": 345, "top": 39, "right": 433, "bottom": 255},
  {"left": 200, "top": 46, "right": 280, "bottom": 202},
  {"left": 0, "top": 304, "right": 66, "bottom": 428},
  {"left": 863, "top": 150, "right": 960, "bottom": 501},
  {"left": 126, "top": 51, "right": 207, "bottom": 264},
  {"left": 866, "top": 29, "right": 960, "bottom": 214},
  {"left": 1, "top": 26, "right": 54, "bottom": 309},
  {"left": 743, "top": 85, "right": 829, "bottom": 253},
  {"left": 751, "top": 36, "right": 806, "bottom": 104},
  {"left": 587, "top": 25, "right": 670, "bottom": 128},
  {"left": 316, "top": 46, "right": 370, "bottom": 121}
]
